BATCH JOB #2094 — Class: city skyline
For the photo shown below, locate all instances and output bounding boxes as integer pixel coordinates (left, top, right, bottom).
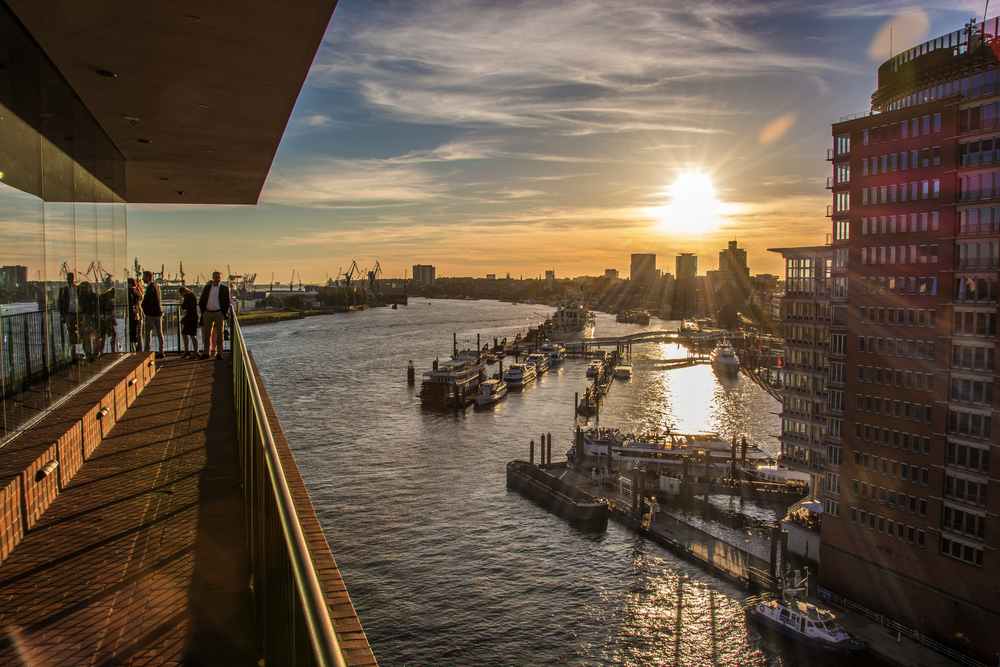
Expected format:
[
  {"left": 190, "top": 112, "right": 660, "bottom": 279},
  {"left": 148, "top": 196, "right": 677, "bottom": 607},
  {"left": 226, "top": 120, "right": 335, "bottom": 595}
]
[{"left": 128, "top": 1, "right": 980, "bottom": 283}]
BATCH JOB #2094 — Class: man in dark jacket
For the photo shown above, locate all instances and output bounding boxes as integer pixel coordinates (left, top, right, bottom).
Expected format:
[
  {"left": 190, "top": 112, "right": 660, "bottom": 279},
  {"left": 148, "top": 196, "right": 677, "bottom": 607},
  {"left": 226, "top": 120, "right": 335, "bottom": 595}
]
[
  {"left": 199, "top": 271, "right": 231, "bottom": 360},
  {"left": 141, "top": 270, "right": 165, "bottom": 358},
  {"left": 57, "top": 272, "right": 80, "bottom": 358}
]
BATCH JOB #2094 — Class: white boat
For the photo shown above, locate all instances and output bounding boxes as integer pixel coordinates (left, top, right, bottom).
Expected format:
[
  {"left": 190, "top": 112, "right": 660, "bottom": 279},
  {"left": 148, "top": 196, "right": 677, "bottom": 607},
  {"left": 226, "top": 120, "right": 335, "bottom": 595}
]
[
  {"left": 586, "top": 359, "right": 603, "bottom": 377},
  {"left": 474, "top": 378, "right": 508, "bottom": 406},
  {"left": 568, "top": 428, "right": 771, "bottom": 471},
  {"left": 541, "top": 291, "right": 595, "bottom": 341},
  {"left": 710, "top": 340, "right": 740, "bottom": 376},
  {"left": 503, "top": 362, "right": 536, "bottom": 387},
  {"left": 744, "top": 592, "right": 864, "bottom": 655},
  {"left": 613, "top": 361, "right": 632, "bottom": 378},
  {"left": 525, "top": 353, "right": 552, "bottom": 375},
  {"left": 537, "top": 343, "right": 566, "bottom": 363},
  {"left": 419, "top": 352, "right": 487, "bottom": 406}
]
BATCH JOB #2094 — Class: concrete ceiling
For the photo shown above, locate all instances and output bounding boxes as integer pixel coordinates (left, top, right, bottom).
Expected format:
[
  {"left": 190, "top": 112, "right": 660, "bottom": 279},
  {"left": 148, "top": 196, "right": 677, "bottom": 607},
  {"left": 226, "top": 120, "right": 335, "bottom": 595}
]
[{"left": 5, "top": 0, "right": 338, "bottom": 204}]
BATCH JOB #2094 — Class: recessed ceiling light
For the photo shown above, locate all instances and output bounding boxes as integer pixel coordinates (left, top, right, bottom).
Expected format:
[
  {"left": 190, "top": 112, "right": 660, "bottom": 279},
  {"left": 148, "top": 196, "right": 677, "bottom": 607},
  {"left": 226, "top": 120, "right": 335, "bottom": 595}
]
[
  {"left": 176, "top": 190, "right": 185, "bottom": 195},
  {"left": 186, "top": 14, "right": 200, "bottom": 21},
  {"left": 198, "top": 103, "right": 208, "bottom": 108},
  {"left": 96, "top": 69, "right": 116, "bottom": 78},
  {"left": 203, "top": 149, "right": 212, "bottom": 153},
  {"left": 137, "top": 138, "right": 152, "bottom": 144},
  {"left": 159, "top": 177, "right": 170, "bottom": 181}
]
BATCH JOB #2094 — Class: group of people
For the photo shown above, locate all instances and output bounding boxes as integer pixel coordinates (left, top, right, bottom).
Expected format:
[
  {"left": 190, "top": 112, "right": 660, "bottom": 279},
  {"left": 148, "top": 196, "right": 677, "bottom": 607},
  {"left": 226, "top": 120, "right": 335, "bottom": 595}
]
[
  {"left": 56, "top": 273, "right": 118, "bottom": 361},
  {"left": 60, "top": 269, "right": 231, "bottom": 361}
]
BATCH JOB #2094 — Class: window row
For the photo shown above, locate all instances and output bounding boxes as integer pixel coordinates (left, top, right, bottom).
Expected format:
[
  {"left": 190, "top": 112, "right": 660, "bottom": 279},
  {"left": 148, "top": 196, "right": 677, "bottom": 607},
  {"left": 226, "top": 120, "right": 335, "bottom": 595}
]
[
  {"left": 949, "top": 377, "right": 993, "bottom": 407},
  {"left": 858, "top": 336, "right": 936, "bottom": 360},
  {"left": 961, "top": 101, "right": 1000, "bottom": 134},
  {"left": 944, "top": 473, "right": 988, "bottom": 508},
  {"left": 853, "top": 454, "right": 930, "bottom": 485},
  {"left": 859, "top": 306, "right": 936, "bottom": 328},
  {"left": 860, "top": 245, "right": 938, "bottom": 265},
  {"left": 942, "top": 506, "right": 985, "bottom": 541},
  {"left": 855, "top": 394, "right": 933, "bottom": 423},
  {"left": 960, "top": 138, "right": 1000, "bottom": 166},
  {"left": 859, "top": 276, "right": 937, "bottom": 296},
  {"left": 958, "top": 172, "right": 1000, "bottom": 202},
  {"left": 823, "top": 499, "right": 840, "bottom": 517},
  {"left": 951, "top": 344, "right": 995, "bottom": 372},
  {"left": 784, "top": 325, "right": 814, "bottom": 344},
  {"left": 853, "top": 425, "right": 930, "bottom": 454},
  {"left": 849, "top": 508, "right": 925, "bottom": 547},
  {"left": 940, "top": 536, "right": 983, "bottom": 567},
  {"left": 862, "top": 147, "right": 941, "bottom": 175},
  {"left": 956, "top": 241, "right": 1000, "bottom": 269},
  {"left": 856, "top": 365, "right": 934, "bottom": 391},
  {"left": 947, "top": 409, "right": 991, "bottom": 442},
  {"left": 959, "top": 207, "right": 1000, "bottom": 236},
  {"left": 860, "top": 212, "right": 939, "bottom": 235},
  {"left": 954, "top": 275, "right": 998, "bottom": 303},
  {"left": 947, "top": 441, "right": 989, "bottom": 474},
  {"left": 862, "top": 114, "right": 942, "bottom": 145},
  {"left": 953, "top": 310, "right": 997, "bottom": 338},
  {"left": 861, "top": 180, "right": 940, "bottom": 205}
]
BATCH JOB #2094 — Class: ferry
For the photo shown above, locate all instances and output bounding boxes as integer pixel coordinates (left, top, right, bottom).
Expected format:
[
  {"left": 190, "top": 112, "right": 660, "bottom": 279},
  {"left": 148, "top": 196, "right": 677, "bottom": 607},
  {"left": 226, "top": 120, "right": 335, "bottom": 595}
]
[
  {"left": 541, "top": 291, "right": 595, "bottom": 341},
  {"left": 503, "top": 362, "right": 536, "bottom": 387},
  {"left": 474, "top": 378, "right": 508, "bottom": 406},
  {"left": 419, "top": 352, "right": 487, "bottom": 407},
  {"left": 744, "top": 593, "right": 865, "bottom": 655},
  {"left": 525, "top": 353, "right": 552, "bottom": 375},
  {"left": 710, "top": 340, "right": 740, "bottom": 376}
]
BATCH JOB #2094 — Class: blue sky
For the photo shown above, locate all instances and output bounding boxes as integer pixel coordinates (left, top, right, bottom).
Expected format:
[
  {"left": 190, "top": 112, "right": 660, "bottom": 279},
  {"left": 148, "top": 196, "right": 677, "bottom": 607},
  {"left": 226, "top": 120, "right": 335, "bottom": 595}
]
[{"left": 129, "top": 0, "right": 981, "bottom": 284}]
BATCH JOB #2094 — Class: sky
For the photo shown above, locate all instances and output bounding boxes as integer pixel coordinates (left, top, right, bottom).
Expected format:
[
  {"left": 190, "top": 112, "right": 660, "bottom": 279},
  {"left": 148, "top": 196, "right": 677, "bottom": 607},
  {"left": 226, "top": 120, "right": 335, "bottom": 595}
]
[{"left": 128, "top": 0, "right": 983, "bottom": 284}]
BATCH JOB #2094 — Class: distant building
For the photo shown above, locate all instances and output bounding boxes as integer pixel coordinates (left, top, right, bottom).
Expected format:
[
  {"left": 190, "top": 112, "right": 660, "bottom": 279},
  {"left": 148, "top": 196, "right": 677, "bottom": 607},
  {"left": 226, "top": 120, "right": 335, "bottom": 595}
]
[
  {"left": 605, "top": 268, "right": 619, "bottom": 279},
  {"left": 630, "top": 254, "right": 656, "bottom": 283},
  {"left": 673, "top": 253, "right": 698, "bottom": 318},
  {"left": 486, "top": 274, "right": 496, "bottom": 280},
  {"left": 412, "top": 264, "right": 436, "bottom": 287},
  {"left": 544, "top": 270, "right": 555, "bottom": 281}
]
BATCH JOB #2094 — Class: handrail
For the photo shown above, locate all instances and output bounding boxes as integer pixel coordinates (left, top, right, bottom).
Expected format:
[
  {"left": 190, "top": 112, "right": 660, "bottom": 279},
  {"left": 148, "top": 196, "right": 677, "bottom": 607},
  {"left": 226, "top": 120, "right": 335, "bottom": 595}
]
[{"left": 230, "top": 313, "right": 347, "bottom": 667}]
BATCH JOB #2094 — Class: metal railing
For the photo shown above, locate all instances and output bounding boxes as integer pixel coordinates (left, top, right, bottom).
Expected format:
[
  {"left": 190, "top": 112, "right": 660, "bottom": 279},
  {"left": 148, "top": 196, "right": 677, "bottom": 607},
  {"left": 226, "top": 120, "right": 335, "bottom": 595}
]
[
  {"left": 820, "top": 588, "right": 987, "bottom": 667},
  {"left": 230, "top": 313, "right": 347, "bottom": 667}
]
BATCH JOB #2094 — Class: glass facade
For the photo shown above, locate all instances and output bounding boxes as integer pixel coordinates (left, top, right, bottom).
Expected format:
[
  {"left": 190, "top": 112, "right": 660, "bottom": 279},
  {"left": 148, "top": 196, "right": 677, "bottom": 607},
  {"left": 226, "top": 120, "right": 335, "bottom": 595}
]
[{"left": 0, "top": 3, "right": 127, "bottom": 439}]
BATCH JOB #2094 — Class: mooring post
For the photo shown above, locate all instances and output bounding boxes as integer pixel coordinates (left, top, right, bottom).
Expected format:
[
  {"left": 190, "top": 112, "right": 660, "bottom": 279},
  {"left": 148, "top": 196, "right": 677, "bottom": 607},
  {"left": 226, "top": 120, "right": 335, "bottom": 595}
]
[
  {"left": 540, "top": 433, "right": 546, "bottom": 464},
  {"left": 547, "top": 432, "right": 552, "bottom": 464},
  {"left": 730, "top": 435, "right": 737, "bottom": 479},
  {"left": 769, "top": 525, "right": 780, "bottom": 584},
  {"left": 575, "top": 392, "right": 578, "bottom": 418},
  {"left": 407, "top": 360, "right": 415, "bottom": 386},
  {"left": 576, "top": 426, "right": 582, "bottom": 463},
  {"left": 530, "top": 439, "right": 535, "bottom": 464}
]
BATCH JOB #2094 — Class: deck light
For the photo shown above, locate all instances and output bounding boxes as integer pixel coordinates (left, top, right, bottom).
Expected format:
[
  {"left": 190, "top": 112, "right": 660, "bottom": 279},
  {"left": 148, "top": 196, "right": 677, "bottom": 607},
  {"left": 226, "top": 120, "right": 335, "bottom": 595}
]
[
  {"left": 35, "top": 460, "right": 58, "bottom": 481},
  {"left": 95, "top": 69, "right": 116, "bottom": 78},
  {"left": 97, "top": 407, "right": 110, "bottom": 419}
]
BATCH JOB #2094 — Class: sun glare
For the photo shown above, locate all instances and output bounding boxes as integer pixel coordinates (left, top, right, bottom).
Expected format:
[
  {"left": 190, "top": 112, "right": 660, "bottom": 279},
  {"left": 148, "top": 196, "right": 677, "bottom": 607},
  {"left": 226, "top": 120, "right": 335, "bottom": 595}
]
[{"left": 658, "top": 171, "right": 723, "bottom": 234}]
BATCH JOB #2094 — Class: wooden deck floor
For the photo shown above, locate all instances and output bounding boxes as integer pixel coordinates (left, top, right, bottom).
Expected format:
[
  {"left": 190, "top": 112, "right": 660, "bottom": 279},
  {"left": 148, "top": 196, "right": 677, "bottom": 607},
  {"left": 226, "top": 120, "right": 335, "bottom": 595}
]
[{"left": 0, "top": 356, "right": 257, "bottom": 666}]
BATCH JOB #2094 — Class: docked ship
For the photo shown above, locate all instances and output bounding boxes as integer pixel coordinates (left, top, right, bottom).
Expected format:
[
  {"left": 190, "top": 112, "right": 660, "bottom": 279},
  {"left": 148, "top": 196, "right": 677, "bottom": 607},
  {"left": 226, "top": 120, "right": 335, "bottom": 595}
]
[
  {"left": 502, "top": 362, "right": 536, "bottom": 387},
  {"left": 568, "top": 428, "right": 771, "bottom": 472},
  {"left": 541, "top": 292, "right": 595, "bottom": 341},
  {"left": 525, "top": 352, "right": 552, "bottom": 375},
  {"left": 537, "top": 343, "right": 566, "bottom": 364},
  {"left": 419, "top": 351, "right": 487, "bottom": 407},
  {"left": 710, "top": 340, "right": 740, "bottom": 376},
  {"left": 474, "top": 378, "right": 508, "bottom": 406},
  {"left": 744, "top": 592, "right": 865, "bottom": 655}
]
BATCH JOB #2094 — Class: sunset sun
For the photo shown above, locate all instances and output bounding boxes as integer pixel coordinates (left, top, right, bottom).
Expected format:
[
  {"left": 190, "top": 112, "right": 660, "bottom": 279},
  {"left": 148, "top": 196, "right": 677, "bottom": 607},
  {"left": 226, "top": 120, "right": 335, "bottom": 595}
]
[{"left": 657, "top": 171, "right": 725, "bottom": 234}]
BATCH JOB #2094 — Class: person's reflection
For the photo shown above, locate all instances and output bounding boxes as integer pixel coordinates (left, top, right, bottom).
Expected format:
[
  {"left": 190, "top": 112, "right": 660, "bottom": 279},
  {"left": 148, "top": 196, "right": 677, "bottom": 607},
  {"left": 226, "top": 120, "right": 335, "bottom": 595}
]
[
  {"left": 98, "top": 286, "right": 117, "bottom": 356},
  {"left": 57, "top": 272, "right": 80, "bottom": 361}
]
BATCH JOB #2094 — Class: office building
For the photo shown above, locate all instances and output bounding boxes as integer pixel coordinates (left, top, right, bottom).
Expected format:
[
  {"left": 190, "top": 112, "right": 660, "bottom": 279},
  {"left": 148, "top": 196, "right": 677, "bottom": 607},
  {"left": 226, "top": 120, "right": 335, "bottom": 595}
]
[
  {"left": 412, "top": 265, "right": 436, "bottom": 286},
  {"left": 673, "top": 253, "right": 698, "bottom": 318},
  {"left": 630, "top": 254, "right": 656, "bottom": 284},
  {"left": 823, "top": 20, "right": 998, "bottom": 662}
]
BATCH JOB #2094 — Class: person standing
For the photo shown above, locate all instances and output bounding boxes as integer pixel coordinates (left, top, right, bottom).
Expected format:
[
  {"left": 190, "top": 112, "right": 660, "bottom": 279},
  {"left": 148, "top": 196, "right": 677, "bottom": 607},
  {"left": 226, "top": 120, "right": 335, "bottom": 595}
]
[
  {"left": 126, "top": 277, "right": 144, "bottom": 352},
  {"left": 77, "top": 281, "right": 98, "bottom": 360},
  {"left": 199, "top": 271, "right": 231, "bottom": 360},
  {"left": 98, "top": 285, "right": 117, "bottom": 356},
  {"left": 57, "top": 272, "right": 81, "bottom": 360},
  {"left": 141, "top": 270, "right": 165, "bottom": 359},
  {"left": 178, "top": 286, "right": 200, "bottom": 358}
]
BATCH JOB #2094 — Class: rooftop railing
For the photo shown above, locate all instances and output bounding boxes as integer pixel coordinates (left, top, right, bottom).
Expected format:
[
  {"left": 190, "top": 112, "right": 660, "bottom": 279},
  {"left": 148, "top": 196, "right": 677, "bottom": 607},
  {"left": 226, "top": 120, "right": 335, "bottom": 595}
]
[{"left": 230, "top": 312, "right": 347, "bottom": 667}]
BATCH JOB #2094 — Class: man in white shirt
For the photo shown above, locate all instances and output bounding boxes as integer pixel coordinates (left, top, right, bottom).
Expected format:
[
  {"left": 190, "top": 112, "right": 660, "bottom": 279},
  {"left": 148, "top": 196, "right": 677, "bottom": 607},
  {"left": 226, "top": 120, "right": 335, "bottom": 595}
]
[{"left": 198, "top": 271, "right": 231, "bottom": 360}]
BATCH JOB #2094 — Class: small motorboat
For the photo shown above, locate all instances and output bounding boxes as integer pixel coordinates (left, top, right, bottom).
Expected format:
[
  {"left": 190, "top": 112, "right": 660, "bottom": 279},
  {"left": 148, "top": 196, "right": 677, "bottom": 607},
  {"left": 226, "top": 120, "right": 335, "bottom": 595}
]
[
  {"left": 744, "top": 589, "right": 865, "bottom": 655},
  {"left": 475, "top": 378, "right": 508, "bottom": 406},
  {"left": 586, "top": 359, "right": 603, "bottom": 377}
]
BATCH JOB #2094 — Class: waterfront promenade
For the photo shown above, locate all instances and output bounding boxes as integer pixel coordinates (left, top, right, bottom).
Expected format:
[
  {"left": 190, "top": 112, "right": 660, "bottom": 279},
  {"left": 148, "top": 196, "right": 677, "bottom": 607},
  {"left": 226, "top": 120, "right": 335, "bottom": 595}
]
[{"left": 0, "top": 353, "right": 375, "bottom": 666}]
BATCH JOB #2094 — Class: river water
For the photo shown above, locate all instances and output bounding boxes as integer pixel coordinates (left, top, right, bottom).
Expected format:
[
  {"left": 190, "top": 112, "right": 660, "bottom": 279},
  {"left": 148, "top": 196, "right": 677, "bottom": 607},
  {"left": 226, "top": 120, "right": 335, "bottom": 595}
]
[{"left": 244, "top": 298, "right": 871, "bottom": 667}]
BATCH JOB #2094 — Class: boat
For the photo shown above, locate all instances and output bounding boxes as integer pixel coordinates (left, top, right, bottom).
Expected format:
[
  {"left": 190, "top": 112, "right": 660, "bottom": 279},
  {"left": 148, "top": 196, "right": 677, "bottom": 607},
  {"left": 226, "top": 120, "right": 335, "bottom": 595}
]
[
  {"left": 613, "top": 361, "right": 632, "bottom": 378},
  {"left": 738, "top": 463, "right": 810, "bottom": 489},
  {"left": 568, "top": 428, "right": 772, "bottom": 472},
  {"left": 710, "top": 340, "right": 740, "bottom": 376},
  {"left": 586, "top": 359, "right": 603, "bottom": 377},
  {"left": 537, "top": 343, "right": 566, "bottom": 364},
  {"left": 525, "top": 353, "right": 552, "bottom": 375},
  {"left": 540, "top": 291, "right": 595, "bottom": 341},
  {"left": 615, "top": 309, "right": 650, "bottom": 324},
  {"left": 419, "top": 351, "right": 487, "bottom": 407},
  {"left": 503, "top": 362, "right": 536, "bottom": 387},
  {"left": 474, "top": 378, "right": 508, "bottom": 406},
  {"left": 744, "top": 592, "right": 865, "bottom": 655}
]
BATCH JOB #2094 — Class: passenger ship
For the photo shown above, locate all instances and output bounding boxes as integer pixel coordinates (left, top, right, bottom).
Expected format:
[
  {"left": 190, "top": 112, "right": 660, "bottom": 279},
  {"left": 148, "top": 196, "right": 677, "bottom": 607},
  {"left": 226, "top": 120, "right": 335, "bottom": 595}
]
[
  {"left": 541, "top": 292, "right": 595, "bottom": 341},
  {"left": 502, "top": 362, "right": 536, "bottom": 387},
  {"left": 419, "top": 351, "right": 487, "bottom": 407}
]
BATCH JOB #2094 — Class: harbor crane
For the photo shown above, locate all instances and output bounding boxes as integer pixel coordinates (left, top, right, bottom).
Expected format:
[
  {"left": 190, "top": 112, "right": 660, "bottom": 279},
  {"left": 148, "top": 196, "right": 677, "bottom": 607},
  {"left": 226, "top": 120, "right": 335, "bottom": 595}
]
[
  {"left": 343, "top": 261, "right": 361, "bottom": 287},
  {"left": 179, "top": 261, "right": 186, "bottom": 285},
  {"left": 366, "top": 261, "right": 383, "bottom": 304}
]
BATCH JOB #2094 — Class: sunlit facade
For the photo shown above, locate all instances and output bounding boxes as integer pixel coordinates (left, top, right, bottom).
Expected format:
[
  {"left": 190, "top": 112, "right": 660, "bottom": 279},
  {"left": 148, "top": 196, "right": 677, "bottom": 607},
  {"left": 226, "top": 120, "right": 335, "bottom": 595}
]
[
  {"left": 770, "top": 246, "right": 832, "bottom": 508},
  {"left": 825, "top": 19, "right": 998, "bottom": 662}
]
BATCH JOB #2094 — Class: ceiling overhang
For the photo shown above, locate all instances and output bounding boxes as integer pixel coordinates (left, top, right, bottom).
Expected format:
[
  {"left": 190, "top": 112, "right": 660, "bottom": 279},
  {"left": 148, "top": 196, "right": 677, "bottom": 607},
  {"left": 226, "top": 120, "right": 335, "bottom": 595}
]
[{"left": 4, "top": 0, "right": 338, "bottom": 204}]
